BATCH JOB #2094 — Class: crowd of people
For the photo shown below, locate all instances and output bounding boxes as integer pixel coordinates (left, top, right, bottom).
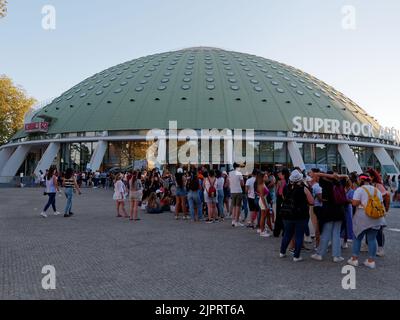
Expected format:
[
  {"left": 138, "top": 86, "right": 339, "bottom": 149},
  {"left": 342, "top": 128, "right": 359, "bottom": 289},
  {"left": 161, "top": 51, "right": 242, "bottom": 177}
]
[{"left": 39, "top": 163, "right": 394, "bottom": 269}]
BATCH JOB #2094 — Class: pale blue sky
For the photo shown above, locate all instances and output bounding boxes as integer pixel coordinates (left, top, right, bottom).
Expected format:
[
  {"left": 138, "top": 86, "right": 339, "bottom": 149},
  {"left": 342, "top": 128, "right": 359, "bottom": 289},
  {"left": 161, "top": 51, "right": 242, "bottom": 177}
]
[{"left": 1, "top": 0, "right": 399, "bottom": 128}]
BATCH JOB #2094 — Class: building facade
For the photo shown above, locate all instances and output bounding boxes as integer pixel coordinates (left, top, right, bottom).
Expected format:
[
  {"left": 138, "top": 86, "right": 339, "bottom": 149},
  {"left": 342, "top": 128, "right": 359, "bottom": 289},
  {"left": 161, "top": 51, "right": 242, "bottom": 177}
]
[{"left": 1, "top": 47, "right": 400, "bottom": 181}]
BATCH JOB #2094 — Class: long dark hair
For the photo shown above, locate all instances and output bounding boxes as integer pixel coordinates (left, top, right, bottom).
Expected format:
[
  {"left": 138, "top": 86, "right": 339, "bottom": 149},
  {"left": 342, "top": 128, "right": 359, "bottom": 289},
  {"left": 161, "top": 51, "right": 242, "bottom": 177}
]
[
  {"left": 367, "top": 168, "right": 382, "bottom": 184},
  {"left": 47, "top": 167, "right": 56, "bottom": 180},
  {"left": 130, "top": 170, "right": 139, "bottom": 186},
  {"left": 254, "top": 172, "right": 265, "bottom": 193},
  {"left": 65, "top": 168, "right": 73, "bottom": 180},
  {"left": 175, "top": 172, "right": 184, "bottom": 188}
]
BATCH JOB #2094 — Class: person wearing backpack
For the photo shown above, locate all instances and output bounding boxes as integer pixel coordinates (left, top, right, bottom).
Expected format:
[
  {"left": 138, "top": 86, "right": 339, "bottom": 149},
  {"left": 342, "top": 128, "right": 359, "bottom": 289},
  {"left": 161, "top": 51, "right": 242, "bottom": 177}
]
[
  {"left": 347, "top": 173, "right": 387, "bottom": 269},
  {"left": 310, "top": 172, "right": 347, "bottom": 263},
  {"left": 204, "top": 169, "right": 218, "bottom": 223},
  {"left": 367, "top": 168, "right": 389, "bottom": 257},
  {"left": 279, "top": 170, "right": 314, "bottom": 262}
]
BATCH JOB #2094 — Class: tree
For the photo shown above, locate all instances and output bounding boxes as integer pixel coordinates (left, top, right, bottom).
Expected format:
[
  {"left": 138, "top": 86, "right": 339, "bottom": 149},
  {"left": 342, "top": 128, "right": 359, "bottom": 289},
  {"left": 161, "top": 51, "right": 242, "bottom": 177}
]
[
  {"left": 0, "top": 75, "right": 36, "bottom": 145},
  {"left": 0, "top": 0, "right": 7, "bottom": 18}
]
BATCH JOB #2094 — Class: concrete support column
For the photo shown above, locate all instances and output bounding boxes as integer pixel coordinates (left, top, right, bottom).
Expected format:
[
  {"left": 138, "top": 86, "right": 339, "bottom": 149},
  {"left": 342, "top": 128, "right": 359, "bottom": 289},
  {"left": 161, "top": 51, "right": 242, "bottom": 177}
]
[
  {"left": 287, "top": 141, "right": 305, "bottom": 171},
  {"left": 0, "top": 145, "right": 31, "bottom": 177},
  {"left": 34, "top": 143, "right": 60, "bottom": 177},
  {"left": 394, "top": 150, "right": 400, "bottom": 167},
  {"left": 373, "top": 147, "right": 399, "bottom": 174},
  {"left": 338, "top": 144, "right": 362, "bottom": 174},
  {"left": 0, "top": 147, "right": 15, "bottom": 173},
  {"left": 157, "top": 138, "right": 167, "bottom": 166},
  {"left": 88, "top": 141, "right": 107, "bottom": 172}
]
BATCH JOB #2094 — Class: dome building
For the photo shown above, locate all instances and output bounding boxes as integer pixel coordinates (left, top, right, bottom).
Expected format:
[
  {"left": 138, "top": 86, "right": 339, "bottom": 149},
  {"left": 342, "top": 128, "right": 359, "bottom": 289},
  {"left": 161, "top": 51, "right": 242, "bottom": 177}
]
[{"left": 1, "top": 47, "right": 400, "bottom": 181}]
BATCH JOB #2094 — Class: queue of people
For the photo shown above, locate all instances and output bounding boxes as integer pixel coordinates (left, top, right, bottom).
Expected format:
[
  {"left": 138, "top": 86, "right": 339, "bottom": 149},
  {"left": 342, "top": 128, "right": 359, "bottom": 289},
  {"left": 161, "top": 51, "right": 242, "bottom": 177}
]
[{"left": 39, "top": 163, "right": 392, "bottom": 269}]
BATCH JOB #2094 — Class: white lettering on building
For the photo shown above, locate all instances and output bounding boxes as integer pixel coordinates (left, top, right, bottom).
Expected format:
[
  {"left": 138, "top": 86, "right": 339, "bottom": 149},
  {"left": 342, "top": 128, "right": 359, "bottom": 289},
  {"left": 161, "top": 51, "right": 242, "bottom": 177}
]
[{"left": 292, "top": 117, "right": 400, "bottom": 143}]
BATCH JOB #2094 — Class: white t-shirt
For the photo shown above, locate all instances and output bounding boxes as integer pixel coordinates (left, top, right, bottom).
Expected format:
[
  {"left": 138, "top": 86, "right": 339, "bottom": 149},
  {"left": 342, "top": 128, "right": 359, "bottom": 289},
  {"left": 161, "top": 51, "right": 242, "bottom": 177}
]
[
  {"left": 229, "top": 169, "right": 244, "bottom": 194},
  {"left": 216, "top": 177, "right": 224, "bottom": 191},
  {"left": 312, "top": 183, "right": 323, "bottom": 207},
  {"left": 352, "top": 185, "right": 386, "bottom": 237},
  {"left": 114, "top": 180, "right": 126, "bottom": 200},
  {"left": 246, "top": 176, "right": 256, "bottom": 199},
  {"left": 353, "top": 185, "right": 383, "bottom": 210}
]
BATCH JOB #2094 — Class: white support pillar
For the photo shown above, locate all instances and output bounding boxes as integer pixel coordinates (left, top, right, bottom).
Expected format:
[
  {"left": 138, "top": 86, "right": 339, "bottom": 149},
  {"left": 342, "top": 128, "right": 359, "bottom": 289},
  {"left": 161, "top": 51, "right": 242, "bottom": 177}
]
[
  {"left": 88, "top": 141, "right": 107, "bottom": 172},
  {"left": 34, "top": 143, "right": 60, "bottom": 177},
  {"left": 0, "top": 145, "right": 31, "bottom": 177},
  {"left": 287, "top": 141, "right": 305, "bottom": 171},
  {"left": 338, "top": 144, "right": 362, "bottom": 174},
  {"left": 394, "top": 150, "right": 400, "bottom": 167},
  {"left": 373, "top": 147, "right": 399, "bottom": 174},
  {"left": 0, "top": 147, "right": 15, "bottom": 173},
  {"left": 157, "top": 138, "right": 167, "bottom": 167}
]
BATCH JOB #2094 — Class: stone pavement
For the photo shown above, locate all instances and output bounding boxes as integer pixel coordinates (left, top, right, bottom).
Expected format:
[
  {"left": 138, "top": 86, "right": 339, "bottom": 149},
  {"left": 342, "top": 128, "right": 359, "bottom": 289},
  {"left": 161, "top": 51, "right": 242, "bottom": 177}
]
[{"left": 1, "top": 188, "right": 399, "bottom": 300}]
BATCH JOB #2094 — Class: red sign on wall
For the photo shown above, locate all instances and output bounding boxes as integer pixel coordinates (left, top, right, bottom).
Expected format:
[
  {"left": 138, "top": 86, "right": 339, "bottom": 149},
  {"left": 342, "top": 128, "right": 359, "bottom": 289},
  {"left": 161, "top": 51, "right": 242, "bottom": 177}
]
[{"left": 24, "top": 122, "right": 49, "bottom": 133}]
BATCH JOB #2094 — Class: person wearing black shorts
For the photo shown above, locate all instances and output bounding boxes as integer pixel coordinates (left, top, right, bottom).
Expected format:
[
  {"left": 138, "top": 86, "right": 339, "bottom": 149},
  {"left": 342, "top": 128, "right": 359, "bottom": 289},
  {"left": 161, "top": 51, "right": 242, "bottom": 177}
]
[{"left": 245, "top": 169, "right": 258, "bottom": 228}]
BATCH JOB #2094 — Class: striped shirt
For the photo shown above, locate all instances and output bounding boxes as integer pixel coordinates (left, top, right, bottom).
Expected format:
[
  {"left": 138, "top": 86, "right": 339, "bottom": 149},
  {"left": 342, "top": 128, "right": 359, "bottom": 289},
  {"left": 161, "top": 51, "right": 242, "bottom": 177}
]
[{"left": 64, "top": 178, "right": 75, "bottom": 188}]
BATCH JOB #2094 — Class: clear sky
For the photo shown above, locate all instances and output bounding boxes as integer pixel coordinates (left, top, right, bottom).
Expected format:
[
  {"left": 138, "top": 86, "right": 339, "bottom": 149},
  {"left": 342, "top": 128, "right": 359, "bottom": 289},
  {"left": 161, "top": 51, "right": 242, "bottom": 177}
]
[{"left": 1, "top": 0, "right": 399, "bottom": 128}]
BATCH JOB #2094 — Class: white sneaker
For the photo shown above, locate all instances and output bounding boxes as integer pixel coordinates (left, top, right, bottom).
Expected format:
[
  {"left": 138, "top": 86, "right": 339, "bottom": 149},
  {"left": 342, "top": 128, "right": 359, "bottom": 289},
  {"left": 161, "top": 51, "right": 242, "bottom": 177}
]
[
  {"left": 363, "top": 260, "right": 376, "bottom": 269},
  {"left": 376, "top": 247, "right": 385, "bottom": 257},
  {"left": 256, "top": 228, "right": 261, "bottom": 234},
  {"left": 260, "top": 231, "right": 271, "bottom": 237},
  {"left": 342, "top": 242, "right": 349, "bottom": 249},
  {"left": 304, "top": 236, "right": 312, "bottom": 244},
  {"left": 293, "top": 257, "right": 303, "bottom": 262},
  {"left": 360, "top": 243, "right": 369, "bottom": 252},
  {"left": 236, "top": 222, "right": 245, "bottom": 227},
  {"left": 311, "top": 254, "right": 323, "bottom": 261},
  {"left": 231, "top": 222, "right": 237, "bottom": 227},
  {"left": 279, "top": 253, "right": 286, "bottom": 258},
  {"left": 333, "top": 256, "right": 345, "bottom": 263},
  {"left": 40, "top": 212, "right": 48, "bottom": 218},
  {"left": 347, "top": 258, "right": 359, "bottom": 267},
  {"left": 53, "top": 211, "right": 61, "bottom": 216}
]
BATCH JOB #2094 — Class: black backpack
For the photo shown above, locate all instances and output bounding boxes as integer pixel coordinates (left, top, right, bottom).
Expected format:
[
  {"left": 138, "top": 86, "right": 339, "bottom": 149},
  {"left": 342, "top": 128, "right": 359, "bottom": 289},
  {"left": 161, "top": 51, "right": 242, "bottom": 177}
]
[{"left": 280, "top": 185, "right": 303, "bottom": 220}]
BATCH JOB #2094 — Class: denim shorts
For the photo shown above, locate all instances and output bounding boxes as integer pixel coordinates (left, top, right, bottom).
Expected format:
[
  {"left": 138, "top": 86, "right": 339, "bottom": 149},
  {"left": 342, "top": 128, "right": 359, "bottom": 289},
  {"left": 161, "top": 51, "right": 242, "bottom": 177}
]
[{"left": 176, "top": 187, "right": 187, "bottom": 197}]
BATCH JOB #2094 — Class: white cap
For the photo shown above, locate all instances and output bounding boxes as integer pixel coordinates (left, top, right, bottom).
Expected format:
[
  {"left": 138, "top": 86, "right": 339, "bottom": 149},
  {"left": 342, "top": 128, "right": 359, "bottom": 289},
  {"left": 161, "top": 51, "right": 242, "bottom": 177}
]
[{"left": 289, "top": 170, "right": 304, "bottom": 183}]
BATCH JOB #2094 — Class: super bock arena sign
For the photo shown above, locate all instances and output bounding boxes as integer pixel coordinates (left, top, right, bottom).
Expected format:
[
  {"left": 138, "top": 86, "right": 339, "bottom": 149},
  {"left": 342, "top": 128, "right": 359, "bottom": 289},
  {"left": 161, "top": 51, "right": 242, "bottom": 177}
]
[{"left": 291, "top": 116, "right": 400, "bottom": 145}]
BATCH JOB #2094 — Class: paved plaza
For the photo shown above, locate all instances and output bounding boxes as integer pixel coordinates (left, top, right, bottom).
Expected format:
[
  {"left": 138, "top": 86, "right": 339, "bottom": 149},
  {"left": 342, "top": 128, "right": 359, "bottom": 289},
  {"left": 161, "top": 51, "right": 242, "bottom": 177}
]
[{"left": 1, "top": 187, "right": 400, "bottom": 300}]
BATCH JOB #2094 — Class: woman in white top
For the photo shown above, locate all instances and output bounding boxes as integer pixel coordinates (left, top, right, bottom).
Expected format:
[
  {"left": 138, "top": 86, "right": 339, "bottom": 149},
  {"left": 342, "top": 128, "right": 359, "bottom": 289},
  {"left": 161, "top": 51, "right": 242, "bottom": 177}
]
[
  {"left": 40, "top": 167, "right": 61, "bottom": 218},
  {"left": 113, "top": 173, "right": 128, "bottom": 218},
  {"left": 347, "top": 173, "right": 386, "bottom": 269},
  {"left": 367, "top": 168, "right": 388, "bottom": 257},
  {"left": 129, "top": 171, "right": 143, "bottom": 221}
]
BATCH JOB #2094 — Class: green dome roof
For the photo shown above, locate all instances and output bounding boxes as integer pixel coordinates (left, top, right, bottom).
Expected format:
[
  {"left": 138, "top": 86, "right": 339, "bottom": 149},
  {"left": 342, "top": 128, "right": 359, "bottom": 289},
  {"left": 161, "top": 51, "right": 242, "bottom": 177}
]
[{"left": 19, "top": 47, "right": 380, "bottom": 138}]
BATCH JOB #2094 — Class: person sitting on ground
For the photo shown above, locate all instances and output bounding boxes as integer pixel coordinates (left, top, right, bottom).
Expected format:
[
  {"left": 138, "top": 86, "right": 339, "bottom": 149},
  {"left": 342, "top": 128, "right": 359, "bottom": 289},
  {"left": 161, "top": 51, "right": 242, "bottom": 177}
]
[
  {"left": 146, "top": 192, "right": 163, "bottom": 214},
  {"left": 160, "top": 188, "right": 172, "bottom": 212}
]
